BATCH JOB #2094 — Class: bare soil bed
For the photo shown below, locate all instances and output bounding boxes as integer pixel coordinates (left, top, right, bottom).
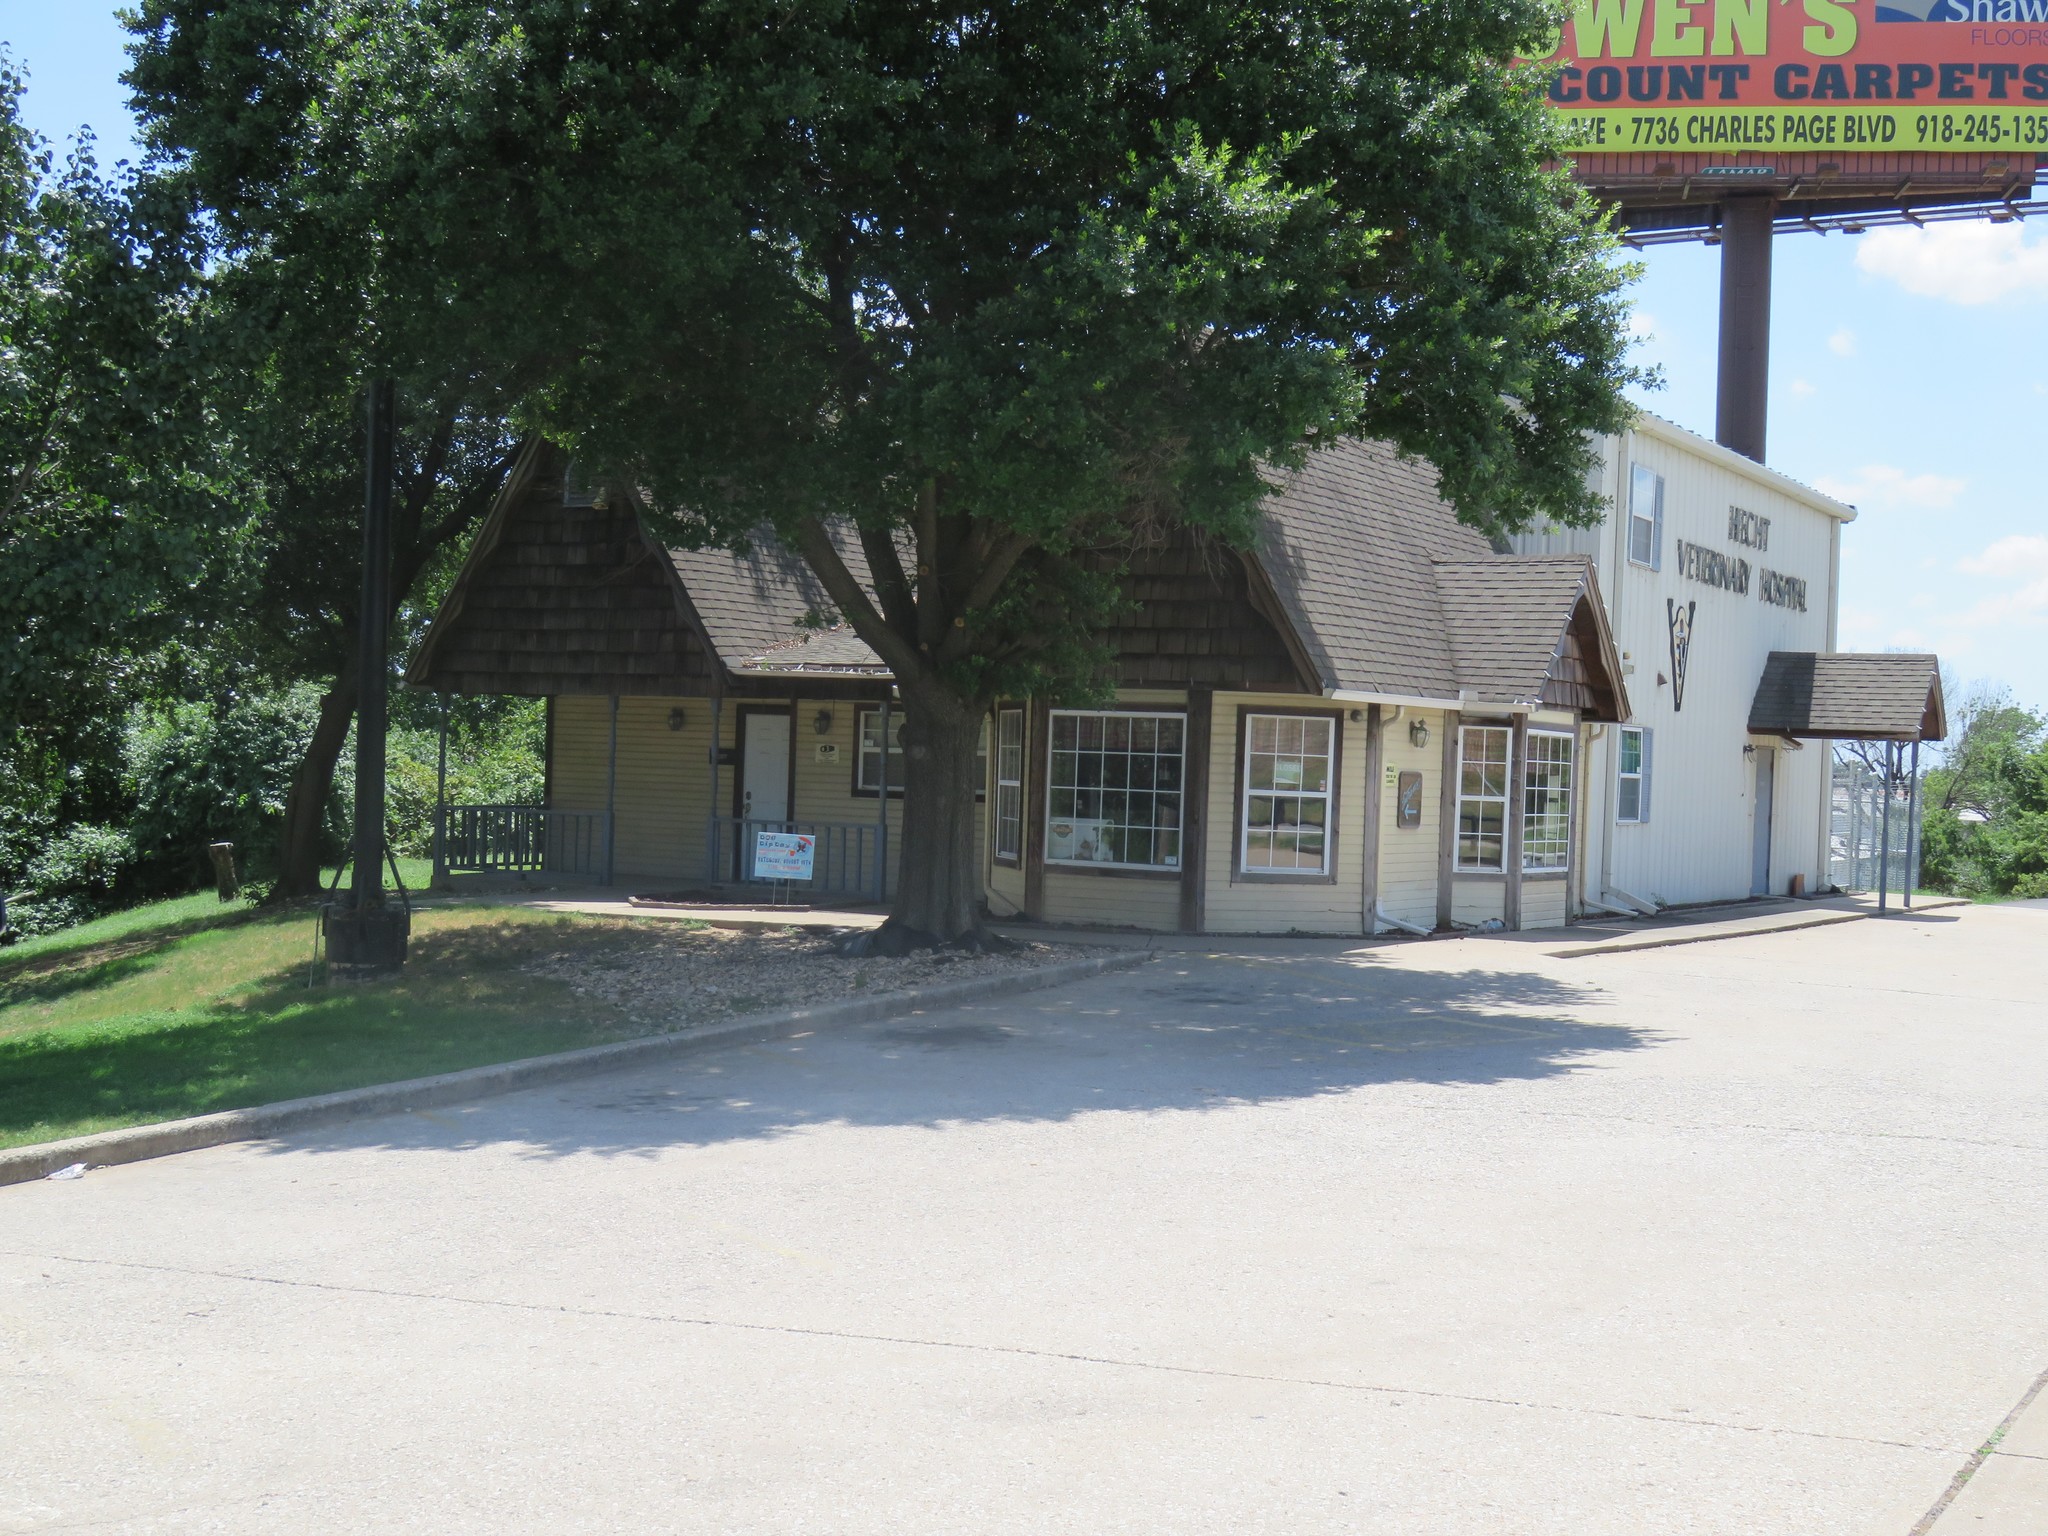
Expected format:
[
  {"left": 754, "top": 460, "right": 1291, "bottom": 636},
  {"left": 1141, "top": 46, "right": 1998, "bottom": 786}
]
[{"left": 522, "top": 924, "right": 1090, "bottom": 1032}]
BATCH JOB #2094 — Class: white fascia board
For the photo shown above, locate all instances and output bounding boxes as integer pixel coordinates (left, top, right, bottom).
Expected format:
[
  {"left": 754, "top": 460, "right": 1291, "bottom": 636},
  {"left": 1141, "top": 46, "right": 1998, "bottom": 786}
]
[{"left": 1629, "top": 412, "right": 1858, "bottom": 523}]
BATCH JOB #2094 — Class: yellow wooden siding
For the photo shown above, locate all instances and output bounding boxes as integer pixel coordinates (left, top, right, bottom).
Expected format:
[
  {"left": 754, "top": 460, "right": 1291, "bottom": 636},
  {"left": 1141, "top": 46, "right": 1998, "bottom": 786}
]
[
  {"left": 551, "top": 695, "right": 712, "bottom": 881},
  {"left": 1522, "top": 879, "right": 1569, "bottom": 929},
  {"left": 552, "top": 695, "right": 908, "bottom": 888},
  {"left": 1375, "top": 708, "right": 1446, "bottom": 932},
  {"left": 1201, "top": 692, "right": 1368, "bottom": 936},
  {"left": 1451, "top": 880, "right": 1505, "bottom": 927},
  {"left": 1041, "top": 870, "right": 1180, "bottom": 930}
]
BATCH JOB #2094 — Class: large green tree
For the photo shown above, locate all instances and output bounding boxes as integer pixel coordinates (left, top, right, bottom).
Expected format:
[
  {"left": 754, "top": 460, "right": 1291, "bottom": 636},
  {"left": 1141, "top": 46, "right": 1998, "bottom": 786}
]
[{"left": 129, "top": 0, "right": 1640, "bottom": 945}]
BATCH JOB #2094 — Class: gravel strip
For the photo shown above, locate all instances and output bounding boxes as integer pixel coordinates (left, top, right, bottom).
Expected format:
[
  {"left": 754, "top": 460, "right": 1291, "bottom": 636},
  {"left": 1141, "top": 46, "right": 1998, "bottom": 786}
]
[{"left": 525, "top": 926, "right": 1088, "bottom": 1033}]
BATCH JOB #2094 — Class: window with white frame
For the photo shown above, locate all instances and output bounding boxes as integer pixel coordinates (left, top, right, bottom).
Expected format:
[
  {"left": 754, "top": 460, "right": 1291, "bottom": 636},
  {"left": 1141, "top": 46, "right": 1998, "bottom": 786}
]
[
  {"left": 856, "top": 707, "right": 906, "bottom": 794},
  {"left": 1522, "top": 730, "right": 1574, "bottom": 871},
  {"left": 993, "top": 709, "right": 1024, "bottom": 862},
  {"left": 1628, "top": 463, "right": 1664, "bottom": 570},
  {"left": 1045, "top": 711, "right": 1184, "bottom": 869},
  {"left": 1455, "top": 725, "right": 1511, "bottom": 872},
  {"left": 1241, "top": 714, "right": 1335, "bottom": 874},
  {"left": 1616, "top": 725, "right": 1651, "bottom": 823}
]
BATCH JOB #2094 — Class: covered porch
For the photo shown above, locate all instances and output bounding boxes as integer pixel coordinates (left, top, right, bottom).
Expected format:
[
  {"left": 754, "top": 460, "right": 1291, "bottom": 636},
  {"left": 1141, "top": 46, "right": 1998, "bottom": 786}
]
[{"left": 406, "top": 444, "right": 910, "bottom": 903}]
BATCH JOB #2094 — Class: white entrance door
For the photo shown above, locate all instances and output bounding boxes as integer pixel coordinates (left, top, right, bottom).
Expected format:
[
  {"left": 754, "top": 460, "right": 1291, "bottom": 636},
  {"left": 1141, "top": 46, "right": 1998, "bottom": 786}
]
[
  {"left": 1751, "top": 748, "right": 1776, "bottom": 897},
  {"left": 741, "top": 713, "right": 792, "bottom": 827}
]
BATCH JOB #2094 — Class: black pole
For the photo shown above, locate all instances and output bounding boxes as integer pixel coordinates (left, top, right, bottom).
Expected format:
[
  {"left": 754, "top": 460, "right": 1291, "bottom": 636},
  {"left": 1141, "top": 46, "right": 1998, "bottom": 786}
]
[
  {"left": 322, "top": 379, "right": 410, "bottom": 970},
  {"left": 1715, "top": 197, "right": 1774, "bottom": 464},
  {"left": 351, "top": 378, "right": 396, "bottom": 911}
]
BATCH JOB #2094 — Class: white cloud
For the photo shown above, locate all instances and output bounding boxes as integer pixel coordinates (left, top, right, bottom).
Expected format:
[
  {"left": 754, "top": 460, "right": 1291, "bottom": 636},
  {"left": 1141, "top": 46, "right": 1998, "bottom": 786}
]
[
  {"left": 1855, "top": 221, "right": 2048, "bottom": 304},
  {"left": 1789, "top": 378, "right": 1817, "bottom": 398},
  {"left": 1813, "top": 463, "right": 1967, "bottom": 511},
  {"left": 1628, "top": 308, "right": 1659, "bottom": 346},
  {"left": 1827, "top": 327, "right": 1856, "bottom": 357},
  {"left": 1948, "top": 535, "right": 2048, "bottom": 629}
]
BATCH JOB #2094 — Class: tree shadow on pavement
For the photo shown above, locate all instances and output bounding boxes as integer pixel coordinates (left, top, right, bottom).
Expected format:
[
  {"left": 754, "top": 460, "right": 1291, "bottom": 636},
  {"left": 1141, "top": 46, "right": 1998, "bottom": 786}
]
[{"left": 265, "top": 949, "right": 1658, "bottom": 1165}]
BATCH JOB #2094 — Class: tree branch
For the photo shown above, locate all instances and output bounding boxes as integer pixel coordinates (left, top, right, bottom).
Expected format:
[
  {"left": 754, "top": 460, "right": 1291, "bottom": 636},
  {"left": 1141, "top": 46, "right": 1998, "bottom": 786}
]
[
  {"left": 858, "top": 522, "right": 919, "bottom": 637},
  {"left": 791, "top": 515, "right": 924, "bottom": 681}
]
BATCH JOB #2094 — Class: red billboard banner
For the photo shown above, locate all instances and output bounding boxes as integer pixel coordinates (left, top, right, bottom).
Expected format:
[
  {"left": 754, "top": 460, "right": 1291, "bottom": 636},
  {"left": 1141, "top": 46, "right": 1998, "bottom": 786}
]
[{"left": 1534, "top": 2, "right": 2048, "bottom": 152}]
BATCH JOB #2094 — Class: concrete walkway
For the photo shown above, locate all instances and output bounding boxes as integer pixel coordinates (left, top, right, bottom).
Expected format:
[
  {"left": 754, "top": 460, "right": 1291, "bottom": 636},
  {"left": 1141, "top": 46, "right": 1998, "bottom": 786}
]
[{"left": 3, "top": 902, "right": 2043, "bottom": 1533}]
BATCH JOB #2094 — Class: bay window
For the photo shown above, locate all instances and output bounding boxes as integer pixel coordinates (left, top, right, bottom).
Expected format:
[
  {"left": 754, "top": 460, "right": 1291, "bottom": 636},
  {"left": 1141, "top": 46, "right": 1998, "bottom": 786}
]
[
  {"left": 1522, "top": 730, "right": 1575, "bottom": 872},
  {"left": 1456, "top": 725, "right": 1511, "bottom": 873},
  {"left": 1046, "top": 711, "right": 1184, "bottom": 870}
]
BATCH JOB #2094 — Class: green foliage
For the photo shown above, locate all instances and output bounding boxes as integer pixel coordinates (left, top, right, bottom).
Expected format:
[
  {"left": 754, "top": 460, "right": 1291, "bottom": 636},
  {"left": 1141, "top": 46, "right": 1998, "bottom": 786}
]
[
  {"left": 0, "top": 53, "right": 224, "bottom": 732},
  {"left": 9, "top": 825, "right": 137, "bottom": 937},
  {"left": 386, "top": 699, "right": 547, "bottom": 858},
  {"left": 127, "top": 0, "right": 1642, "bottom": 693},
  {"left": 125, "top": 685, "right": 336, "bottom": 892},
  {"left": 1916, "top": 690, "right": 2048, "bottom": 899}
]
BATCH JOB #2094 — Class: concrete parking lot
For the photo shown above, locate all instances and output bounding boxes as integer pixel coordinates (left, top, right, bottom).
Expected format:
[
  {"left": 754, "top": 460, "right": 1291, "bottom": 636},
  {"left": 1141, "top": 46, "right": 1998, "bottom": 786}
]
[{"left": 4, "top": 903, "right": 2046, "bottom": 1534}]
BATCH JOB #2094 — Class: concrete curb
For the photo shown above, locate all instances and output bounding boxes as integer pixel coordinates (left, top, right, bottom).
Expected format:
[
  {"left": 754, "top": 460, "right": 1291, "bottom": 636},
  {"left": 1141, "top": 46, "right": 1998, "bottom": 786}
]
[
  {"left": 0, "top": 946, "right": 1156, "bottom": 1189},
  {"left": 1550, "top": 896, "right": 1970, "bottom": 959}
]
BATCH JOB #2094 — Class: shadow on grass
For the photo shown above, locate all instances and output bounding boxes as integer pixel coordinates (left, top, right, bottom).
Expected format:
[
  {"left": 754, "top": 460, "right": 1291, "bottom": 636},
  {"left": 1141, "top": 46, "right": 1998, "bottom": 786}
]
[
  {"left": 264, "top": 949, "right": 1660, "bottom": 1164},
  {"left": 0, "top": 906, "right": 272, "bottom": 1006},
  {"left": 0, "top": 914, "right": 651, "bottom": 1149}
]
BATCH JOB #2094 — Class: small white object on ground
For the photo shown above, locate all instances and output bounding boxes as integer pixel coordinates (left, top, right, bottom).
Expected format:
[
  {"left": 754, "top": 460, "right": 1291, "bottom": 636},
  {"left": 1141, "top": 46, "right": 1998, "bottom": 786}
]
[{"left": 43, "top": 1163, "right": 87, "bottom": 1181}]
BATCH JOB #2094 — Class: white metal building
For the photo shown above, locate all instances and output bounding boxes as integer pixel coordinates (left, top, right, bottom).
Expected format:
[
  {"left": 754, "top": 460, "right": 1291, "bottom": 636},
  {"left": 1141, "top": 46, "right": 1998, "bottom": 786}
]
[{"left": 1511, "top": 412, "right": 1851, "bottom": 908}]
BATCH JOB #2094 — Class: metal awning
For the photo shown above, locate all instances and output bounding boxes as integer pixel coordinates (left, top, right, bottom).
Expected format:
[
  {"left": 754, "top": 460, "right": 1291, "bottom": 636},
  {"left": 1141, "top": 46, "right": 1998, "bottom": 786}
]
[{"left": 1747, "top": 652, "right": 1946, "bottom": 743}]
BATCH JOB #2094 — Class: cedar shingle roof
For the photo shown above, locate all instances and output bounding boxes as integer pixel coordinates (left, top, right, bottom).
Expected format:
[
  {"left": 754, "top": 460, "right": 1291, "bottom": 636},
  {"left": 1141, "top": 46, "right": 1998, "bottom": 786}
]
[
  {"left": 1253, "top": 439, "right": 1493, "bottom": 700},
  {"left": 1252, "top": 440, "right": 1627, "bottom": 718},
  {"left": 1433, "top": 557, "right": 1613, "bottom": 709},
  {"left": 1748, "top": 652, "right": 1946, "bottom": 741},
  {"left": 669, "top": 529, "right": 882, "bottom": 672}
]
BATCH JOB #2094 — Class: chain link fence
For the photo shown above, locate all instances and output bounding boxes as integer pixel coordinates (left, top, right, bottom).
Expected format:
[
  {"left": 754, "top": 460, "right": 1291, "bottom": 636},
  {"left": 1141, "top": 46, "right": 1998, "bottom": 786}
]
[{"left": 1830, "top": 745, "right": 1921, "bottom": 897}]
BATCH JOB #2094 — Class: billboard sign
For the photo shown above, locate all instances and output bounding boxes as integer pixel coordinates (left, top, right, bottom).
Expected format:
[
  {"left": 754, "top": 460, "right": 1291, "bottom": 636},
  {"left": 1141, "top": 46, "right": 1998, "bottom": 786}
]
[{"left": 1533, "top": 0, "right": 2048, "bottom": 152}]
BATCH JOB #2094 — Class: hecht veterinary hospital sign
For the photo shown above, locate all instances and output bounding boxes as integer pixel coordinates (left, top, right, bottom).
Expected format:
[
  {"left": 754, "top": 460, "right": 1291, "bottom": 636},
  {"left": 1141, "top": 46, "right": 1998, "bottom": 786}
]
[{"left": 1533, "top": 0, "right": 2048, "bottom": 152}]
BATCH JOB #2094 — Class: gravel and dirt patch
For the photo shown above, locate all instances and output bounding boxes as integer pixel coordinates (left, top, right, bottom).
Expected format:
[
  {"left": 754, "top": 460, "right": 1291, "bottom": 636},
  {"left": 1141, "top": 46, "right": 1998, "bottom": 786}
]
[{"left": 523, "top": 924, "right": 1090, "bottom": 1032}]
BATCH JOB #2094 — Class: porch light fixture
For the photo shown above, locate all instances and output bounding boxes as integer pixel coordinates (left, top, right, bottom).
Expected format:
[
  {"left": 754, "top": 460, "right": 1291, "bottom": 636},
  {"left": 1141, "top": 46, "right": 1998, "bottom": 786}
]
[
  {"left": 667, "top": 707, "right": 687, "bottom": 732},
  {"left": 1408, "top": 718, "right": 1430, "bottom": 749},
  {"left": 813, "top": 709, "right": 834, "bottom": 735}
]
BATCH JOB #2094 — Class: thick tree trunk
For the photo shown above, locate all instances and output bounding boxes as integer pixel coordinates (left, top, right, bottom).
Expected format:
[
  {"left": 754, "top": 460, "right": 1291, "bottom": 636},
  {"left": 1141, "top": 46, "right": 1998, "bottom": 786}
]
[
  {"left": 272, "top": 667, "right": 358, "bottom": 900},
  {"left": 872, "top": 686, "right": 990, "bottom": 950}
]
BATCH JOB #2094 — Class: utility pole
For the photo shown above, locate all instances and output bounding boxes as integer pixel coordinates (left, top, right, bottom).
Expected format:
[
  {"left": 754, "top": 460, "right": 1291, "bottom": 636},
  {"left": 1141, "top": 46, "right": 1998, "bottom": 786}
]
[{"left": 323, "top": 379, "right": 410, "bottom": 969}]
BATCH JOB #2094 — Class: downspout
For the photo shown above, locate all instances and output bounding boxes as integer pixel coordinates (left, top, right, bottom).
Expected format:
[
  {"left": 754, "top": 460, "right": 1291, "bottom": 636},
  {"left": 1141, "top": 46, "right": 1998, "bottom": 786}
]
[
  {"left": 1598, "top": 431, "right": 1628, "bottom": 911},
  {"left": 1374, "top": 906, "right": 1431, "bottom": 937}
]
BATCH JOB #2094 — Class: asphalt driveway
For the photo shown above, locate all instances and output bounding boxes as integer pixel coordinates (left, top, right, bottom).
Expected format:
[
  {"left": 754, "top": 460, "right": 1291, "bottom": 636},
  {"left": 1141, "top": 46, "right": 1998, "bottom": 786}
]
[{"left": 5, "top": 903, "right": 2046, "bottom": 1534}]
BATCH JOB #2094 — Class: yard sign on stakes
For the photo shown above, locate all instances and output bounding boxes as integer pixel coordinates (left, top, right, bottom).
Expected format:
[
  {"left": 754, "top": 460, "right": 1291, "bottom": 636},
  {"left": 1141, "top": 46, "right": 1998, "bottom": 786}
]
[{"left": 752, "top": 830, "right": 817, "bottom": 908}]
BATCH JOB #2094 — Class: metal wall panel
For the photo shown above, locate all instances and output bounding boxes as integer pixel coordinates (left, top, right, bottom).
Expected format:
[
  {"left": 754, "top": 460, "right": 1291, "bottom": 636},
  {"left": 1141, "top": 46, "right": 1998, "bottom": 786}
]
[{"left": 1512, "top": 422, "right": 1844, "bottom": 908}]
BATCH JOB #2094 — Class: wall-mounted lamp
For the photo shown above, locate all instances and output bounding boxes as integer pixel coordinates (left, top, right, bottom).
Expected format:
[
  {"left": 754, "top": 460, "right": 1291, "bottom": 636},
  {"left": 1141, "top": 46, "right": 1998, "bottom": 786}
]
[
  {"left": 1743, "top": 743, "right": 1756, "bottom": 758},
  {"left": 1408, "top": 718, "right": 1431, "bottom": 749},
  {"left": 1348, "top": 708, "right": 1366, "bottom": 724},
  {"left": 813, "top": 709, "right": 835, "bottom": 736},
  {"left": 667, "top": 707, "right": 687, "bottom": 732}
]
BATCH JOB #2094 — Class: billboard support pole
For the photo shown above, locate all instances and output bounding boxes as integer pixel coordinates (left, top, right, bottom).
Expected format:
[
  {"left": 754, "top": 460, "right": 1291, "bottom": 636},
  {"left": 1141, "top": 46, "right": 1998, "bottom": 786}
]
[{"left": 1715, "top": 196, "right": 1775, "bottom": 465}]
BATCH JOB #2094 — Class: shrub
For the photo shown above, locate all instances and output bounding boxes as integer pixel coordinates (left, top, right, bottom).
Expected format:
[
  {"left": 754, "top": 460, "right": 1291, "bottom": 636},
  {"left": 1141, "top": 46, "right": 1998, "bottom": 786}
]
[
  {"left": 125, "top": 686, "right": 326, "bottom": 893},
  {"left": 6, "top": 823, "right": 137, "bottom": 936}
]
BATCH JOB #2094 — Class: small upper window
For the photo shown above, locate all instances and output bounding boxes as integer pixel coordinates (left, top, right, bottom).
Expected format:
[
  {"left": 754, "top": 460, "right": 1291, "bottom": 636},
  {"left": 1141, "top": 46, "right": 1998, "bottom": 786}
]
[{"left": 1628, "top": 463, "right": 1664, "bottom": 571}]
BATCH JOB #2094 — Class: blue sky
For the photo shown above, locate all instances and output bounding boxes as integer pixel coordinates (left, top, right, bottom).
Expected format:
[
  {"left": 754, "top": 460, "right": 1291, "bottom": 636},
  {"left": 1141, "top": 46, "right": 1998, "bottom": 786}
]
[{"left": 8, "top": 9, "right": 2045, "bottom": 716}]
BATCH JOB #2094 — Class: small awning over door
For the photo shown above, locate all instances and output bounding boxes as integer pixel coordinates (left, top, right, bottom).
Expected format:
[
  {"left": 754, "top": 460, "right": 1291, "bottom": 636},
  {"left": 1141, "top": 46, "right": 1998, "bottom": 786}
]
[{"left": 1746, "top": 652, "right": 1946, "bottom": 742}]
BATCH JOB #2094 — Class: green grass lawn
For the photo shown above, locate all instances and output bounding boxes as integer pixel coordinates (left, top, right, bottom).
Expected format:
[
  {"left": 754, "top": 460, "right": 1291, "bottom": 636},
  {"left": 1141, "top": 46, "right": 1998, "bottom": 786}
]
[{"left": 0, "top": 895, "right": 660, "bottom": 1151}]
